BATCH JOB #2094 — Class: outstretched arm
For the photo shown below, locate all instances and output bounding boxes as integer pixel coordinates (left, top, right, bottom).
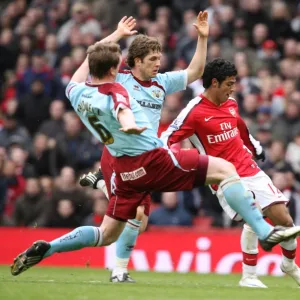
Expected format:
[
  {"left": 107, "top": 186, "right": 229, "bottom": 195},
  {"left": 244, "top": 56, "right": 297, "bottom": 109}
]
[
  {"left": 70, "top": 16, "right": 137, "bottom": 83},
  {"left": 118, "top": 108, "right": 147, "bottom": 135},
  {"left": 185, "top": 11, "right": 209, "bottom": 84}
]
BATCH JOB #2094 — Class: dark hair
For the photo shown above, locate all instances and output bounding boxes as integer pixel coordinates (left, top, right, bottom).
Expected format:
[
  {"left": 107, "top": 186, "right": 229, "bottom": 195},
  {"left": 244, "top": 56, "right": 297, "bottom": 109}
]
[
  {"left": 87, "top": 42, "right": 121, "bottom": 79},
  {"left": 126, "top": 34, "right": 162, "bottom": 68},
  {"left": 202, "top": 58, "right": 237, "bottom": 88}
]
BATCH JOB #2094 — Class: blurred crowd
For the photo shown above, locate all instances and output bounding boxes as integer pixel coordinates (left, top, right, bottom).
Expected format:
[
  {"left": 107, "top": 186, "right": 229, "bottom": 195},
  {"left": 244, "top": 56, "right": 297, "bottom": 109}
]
[{"left": 0, "top": 0, "right": 300, "bottom": 229}]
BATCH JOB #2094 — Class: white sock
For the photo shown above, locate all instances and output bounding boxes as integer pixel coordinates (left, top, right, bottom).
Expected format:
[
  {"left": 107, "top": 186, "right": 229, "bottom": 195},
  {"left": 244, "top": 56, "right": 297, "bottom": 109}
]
[
  {"left": 280, "top": 238, "right": 297, "bottom": 268},
  {"left": 96, "top": 179, "right": 109, "bottom": 199},
  {"left": 241, "top": 224, "right": 258, "bottom": 276}
]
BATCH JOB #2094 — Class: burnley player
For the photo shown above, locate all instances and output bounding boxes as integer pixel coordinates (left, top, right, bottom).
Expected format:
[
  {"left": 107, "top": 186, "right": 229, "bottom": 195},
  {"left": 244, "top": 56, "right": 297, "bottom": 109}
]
[
  {"left": 161, "top": 58, "right": 300, "bottom": 288},
  {"left": 11, "top": 42, "right": 300, "bottom": 278},
  {"left": 80, "top": 12, "right": 210, "bottom": 282}
]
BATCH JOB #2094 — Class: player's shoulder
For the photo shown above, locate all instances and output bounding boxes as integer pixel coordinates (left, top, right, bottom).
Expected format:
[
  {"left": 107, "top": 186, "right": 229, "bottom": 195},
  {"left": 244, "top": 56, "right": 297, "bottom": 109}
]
[
  {"left": 98, "top": 82, "right": 129, "bottom": 97},
  {"left": 227, "top": 96, "right": 238, "bottom": 104},
  {"left": 224, "top": 97, "right": 239, "bottom": 108},
  {"left": 182, "top": 95, "right": 204, "bottom": 116}
]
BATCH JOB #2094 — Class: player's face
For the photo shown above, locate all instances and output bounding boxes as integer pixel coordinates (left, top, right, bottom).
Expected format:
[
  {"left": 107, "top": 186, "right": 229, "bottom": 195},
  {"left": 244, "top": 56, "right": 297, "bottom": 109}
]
[
  {"left": 218, "top": 76, "right": 236, "bottom": 103},
  {"left": 138, "top": 50, "right": 162, "bottom": 80}
]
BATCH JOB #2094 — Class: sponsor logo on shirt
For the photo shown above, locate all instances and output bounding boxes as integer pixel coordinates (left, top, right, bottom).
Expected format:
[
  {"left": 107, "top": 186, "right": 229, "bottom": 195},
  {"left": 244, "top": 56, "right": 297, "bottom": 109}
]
[
  {"left": 133, "top": 85, "right": 140, "bottom": 91},
  {"left": 207, "top": 127, "right": 239, "bottom": 144},
  {"left": 136, "top": 100, "right": 162, "bottom": 110},
  {"left": 120, "top": 167, "right": 147, "bottom": 181}
]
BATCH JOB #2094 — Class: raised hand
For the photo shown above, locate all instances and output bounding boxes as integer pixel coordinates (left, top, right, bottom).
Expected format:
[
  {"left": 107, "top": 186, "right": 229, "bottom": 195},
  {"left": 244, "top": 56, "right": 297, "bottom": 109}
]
[
  {"left": 193, "top": 11, "right": 209, "bottom": 38},
  {"left": 119, "top": 126, "right": 147, "bottom": 135},
  {"left": 116, "top": 16, "right": 138, "bottom": 38}
]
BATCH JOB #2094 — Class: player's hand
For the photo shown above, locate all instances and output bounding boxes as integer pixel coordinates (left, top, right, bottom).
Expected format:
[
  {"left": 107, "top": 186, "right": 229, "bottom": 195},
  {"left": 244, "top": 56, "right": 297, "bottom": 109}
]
[
  {"left": 193, "top": 11, "right": 209, "bottom": 38},
  {"left": 119, "top": 126, "right": 147, "bottom": 135},
  {"left": 116, "top": 16, "right": 138, "bottom": 38},
  {"left": 256, "top": 149, "right": 266, "bottom": 162}
]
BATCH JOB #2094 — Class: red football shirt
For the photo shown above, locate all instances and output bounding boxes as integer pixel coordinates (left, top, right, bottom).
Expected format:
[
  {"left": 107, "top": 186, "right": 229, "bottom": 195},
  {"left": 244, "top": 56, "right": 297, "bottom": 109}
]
[{"left": 163, "top": 94, "right": 261, "bottom": 178}]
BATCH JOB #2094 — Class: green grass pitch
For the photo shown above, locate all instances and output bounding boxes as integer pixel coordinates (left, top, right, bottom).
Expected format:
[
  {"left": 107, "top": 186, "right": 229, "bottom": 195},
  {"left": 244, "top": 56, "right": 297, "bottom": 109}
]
[{"left": 0, "top": 265, "right": 299, "bottom": 300}]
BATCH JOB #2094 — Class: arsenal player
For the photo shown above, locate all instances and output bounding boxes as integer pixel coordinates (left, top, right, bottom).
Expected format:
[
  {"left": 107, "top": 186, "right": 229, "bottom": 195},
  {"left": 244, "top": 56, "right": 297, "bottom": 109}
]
[{"left": 162, "top": 58, "right": 300, "bottom": 288}]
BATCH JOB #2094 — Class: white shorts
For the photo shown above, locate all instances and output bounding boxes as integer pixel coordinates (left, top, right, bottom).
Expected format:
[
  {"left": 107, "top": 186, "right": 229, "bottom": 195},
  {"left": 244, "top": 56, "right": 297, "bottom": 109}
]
[{"left": 217, "top": 171, "right": 289, "bottom": 221}]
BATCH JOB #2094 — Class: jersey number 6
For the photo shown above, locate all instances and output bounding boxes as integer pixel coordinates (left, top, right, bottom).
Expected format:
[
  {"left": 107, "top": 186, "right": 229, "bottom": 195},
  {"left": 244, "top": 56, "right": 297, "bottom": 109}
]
[{"left": 88, "top": 115, "right": 114, "bottom": 145}]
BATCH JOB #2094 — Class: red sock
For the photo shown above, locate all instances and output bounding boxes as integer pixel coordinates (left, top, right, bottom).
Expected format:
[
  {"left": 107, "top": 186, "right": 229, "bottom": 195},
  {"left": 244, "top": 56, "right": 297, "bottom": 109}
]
[
  {"left": 243, "top": 252, "right": 258, "bottom": 266},
  {"left": 281, "top": 247, "right": 296, "bottom": 260}
]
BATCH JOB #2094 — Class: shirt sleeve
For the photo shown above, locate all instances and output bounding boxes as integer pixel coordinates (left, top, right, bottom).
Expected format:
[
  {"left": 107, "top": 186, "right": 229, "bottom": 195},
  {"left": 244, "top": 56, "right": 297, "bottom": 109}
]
[
  {"left": 108, "top": 83, "right": 132, "bottom": 120},
  {"left": 65, "top": 81, "right": 79, "bottom": 100},
  {"left": 65, "top": 81, "right": 83, "bottom": 108},
  {"left": 157, "top": 70, "right": 188, "bottom": 95},
  {"left": 161, "top": 110, "right": 195, "bottom": 147},
  {"left": 236, "top": 105, "right": 263, "bottom": 156}
]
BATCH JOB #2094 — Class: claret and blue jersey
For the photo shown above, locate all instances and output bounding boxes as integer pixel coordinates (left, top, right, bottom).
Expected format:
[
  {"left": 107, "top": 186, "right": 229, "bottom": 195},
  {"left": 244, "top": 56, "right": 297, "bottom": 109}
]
[
  {"left": 66, "top": 81, "right": 164, "bottom": 157},
  {"left": 116, "top": 70, "right": 187, "bottom": 132}
]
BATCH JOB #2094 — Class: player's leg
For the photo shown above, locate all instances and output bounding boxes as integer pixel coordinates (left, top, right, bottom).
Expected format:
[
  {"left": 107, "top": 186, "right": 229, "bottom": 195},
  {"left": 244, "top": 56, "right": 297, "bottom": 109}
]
[
  {"left": 177, "top": 151, "right": 300, "bottom": 251},
  {"left": 217, "top": 187, "right": 266, "bottom": 287},
  {"left": 80, "top": 165, "right": 147, "bottom": 283},
  {"left": 204, "top": 156, "right": 278, "bottom": 244},
  {"left": 98, "top": 147, "right": 146, "bottom": 282},
  {"left": 11, "top": 215, "right": 126, "bottom": 276},
  {"left": 111, "top": 204, "right": 148, "bottom": 282},
  {"left": 239, "top": 224, "right": 267, "bottom": 288},
  {"left": 264, "top": 204, "right": 300, "bottom": 285}
]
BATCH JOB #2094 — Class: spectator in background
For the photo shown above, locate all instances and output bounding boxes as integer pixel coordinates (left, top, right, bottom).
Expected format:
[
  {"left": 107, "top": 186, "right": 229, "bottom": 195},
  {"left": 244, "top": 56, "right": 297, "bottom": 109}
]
[
  {"left": 53, "top": 57, "right": 74, "bottom": 103},
  {"left": 40, "top": 176, "right": 54, "bottom": 200},
  {"left": 272, "top": 100, "right": 300, "bottom": 143},
  {"left": 255, "top": 123, "right": 273, "bottom": 148},
  {"left": 1, "top": 159, "right": 25, "bottom": 220},
  {"left": 0, "top": 113, "right": 31, "bottom": 150},
  {"left": 15, "top": 79, "right": 52, "bottom": 135},
  {"left": 261, "top": 140, "right": 293, "bottom": 177},
  {"left": 149, "top": 192, "right": 193, "bottom": 226},
  {"left": 84, "top": 190, "right": 108, "bottom": 226},
  {"left": 44, "top": 34, "right": 59, "bottom": 68},
  {"left": 55, "top": 112, "right": 101, "bottom": 172},
  {"left": 49, "top": 166, "right": 93, "bottom": 223},
  {"left": 46, "top": 198, "right": 81, "bottom": 228},
  {"left": 9, "top": 146, "right": 35, "bottom": 178},
  {"left": 27, "top": 133, "right": 64, "bottom": 177},
  {"left": 38, "top": 100, "right": 65, "bottom": 140},
  {"left": 57, "top": 1, "right": 101, "bottom": 46},
  {"left": 16, "top": 51, "right": 55, "bottom": 98},
  {"left": 13, "top": 178, "right": 48, "bottom": 227},
  {"left": 286, "top": 131, "right": 300, "bottom": 181}
]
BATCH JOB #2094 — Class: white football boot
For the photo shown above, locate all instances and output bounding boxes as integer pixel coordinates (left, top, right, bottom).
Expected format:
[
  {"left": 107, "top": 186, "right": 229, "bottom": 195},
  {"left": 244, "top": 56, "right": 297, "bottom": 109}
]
[
  {"left": 281, "top": 262, "right": 300, "bottom": 286},
  {"left": 239, "top": 274, "right": 268, "bottom": 288}
]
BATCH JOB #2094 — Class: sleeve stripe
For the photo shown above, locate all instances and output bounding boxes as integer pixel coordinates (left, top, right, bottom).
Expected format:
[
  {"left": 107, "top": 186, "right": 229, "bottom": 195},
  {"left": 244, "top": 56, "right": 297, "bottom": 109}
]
[
  {"left": 161, "top": 96, "right": 202, "bottom": 146},
  {"left": 66, "top": 84, "right": 76, "bottom": 98}
]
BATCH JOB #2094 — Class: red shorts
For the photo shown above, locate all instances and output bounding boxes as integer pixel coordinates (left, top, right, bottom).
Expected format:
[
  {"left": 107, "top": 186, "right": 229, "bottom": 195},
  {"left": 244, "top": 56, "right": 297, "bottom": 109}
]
[
  {"left": 100, "top": 147, "right": 151, "bottom": 221},
  {"left": 101, "top": 147, "right": 208, "bottom": 221}
]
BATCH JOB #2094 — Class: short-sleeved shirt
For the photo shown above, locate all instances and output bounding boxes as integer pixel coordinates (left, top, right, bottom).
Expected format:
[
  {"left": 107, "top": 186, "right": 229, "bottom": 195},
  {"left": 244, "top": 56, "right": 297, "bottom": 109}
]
[
  {"left": 116, "top": 70, "right": 187, "bottom": 132},
  {"left": 66, "top": 81, "right": 164, "bottom": 157}
]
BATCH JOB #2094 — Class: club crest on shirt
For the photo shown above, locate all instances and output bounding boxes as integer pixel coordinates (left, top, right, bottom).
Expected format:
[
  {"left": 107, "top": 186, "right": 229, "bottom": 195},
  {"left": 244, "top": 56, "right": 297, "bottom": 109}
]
[
  {"left": 229, "top": 107, "right": 237, "bottom": 117},
  {"left": 152, "top": 89, "right": 163, "bottom": 98}
]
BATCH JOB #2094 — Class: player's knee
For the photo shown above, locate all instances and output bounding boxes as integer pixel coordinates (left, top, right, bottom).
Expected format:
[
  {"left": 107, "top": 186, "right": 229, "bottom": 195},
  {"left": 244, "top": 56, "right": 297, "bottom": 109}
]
[
  {"left": 215, "top": 158, "right": 237, "bottom": 182},
  {"left": 277, "top": 217, "right": 294, "bottom": 228},
  {"left": 102, "top": 234, "right": 118, "bottom": 246}
]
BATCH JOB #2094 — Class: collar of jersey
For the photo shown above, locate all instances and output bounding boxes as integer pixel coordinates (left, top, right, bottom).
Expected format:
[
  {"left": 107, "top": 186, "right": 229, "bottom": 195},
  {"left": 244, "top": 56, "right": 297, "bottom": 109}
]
[
  {"left": 131, "top": 72, "right": 152, "bottom": 87},
  {"left": 200, "top": 94, "right": 227, "bottom": 108}
]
